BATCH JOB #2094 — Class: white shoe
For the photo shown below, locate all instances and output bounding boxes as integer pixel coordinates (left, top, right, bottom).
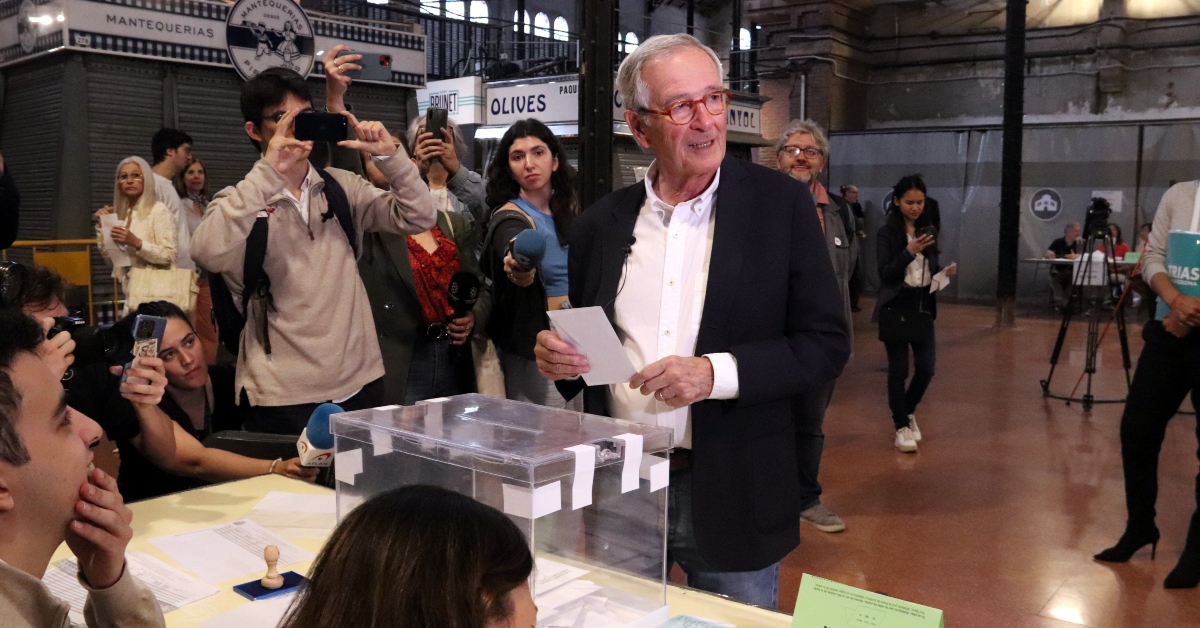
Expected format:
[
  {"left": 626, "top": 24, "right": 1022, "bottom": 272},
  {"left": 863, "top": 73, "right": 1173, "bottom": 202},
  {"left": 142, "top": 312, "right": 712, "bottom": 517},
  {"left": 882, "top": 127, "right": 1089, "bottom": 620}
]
[
  {"left": 908, "top": 414, "right": 922, "bottom": 442},
  {"left": 894, "top": 427, "right": 918, "bottom": 453}
]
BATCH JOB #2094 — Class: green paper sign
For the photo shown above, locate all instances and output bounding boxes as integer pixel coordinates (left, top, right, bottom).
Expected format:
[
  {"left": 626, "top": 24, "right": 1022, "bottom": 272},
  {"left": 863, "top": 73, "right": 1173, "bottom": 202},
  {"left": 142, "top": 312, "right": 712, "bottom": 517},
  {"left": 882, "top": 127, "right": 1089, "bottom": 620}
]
[{"left": 792, "top": 574, "right": 944, "bottom": 628}]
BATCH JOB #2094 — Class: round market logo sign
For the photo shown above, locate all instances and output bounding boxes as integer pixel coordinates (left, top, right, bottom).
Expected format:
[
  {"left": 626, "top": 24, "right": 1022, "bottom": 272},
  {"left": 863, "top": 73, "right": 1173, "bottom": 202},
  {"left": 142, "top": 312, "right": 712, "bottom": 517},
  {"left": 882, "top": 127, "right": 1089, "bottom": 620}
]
[
  {"left": 225, "top": 0, "right": 315, "bottom": 81},
  {"left": 1030, "top": 188, "right": 1062, "bottom": 221},
  {"left": 18, "top": 0, "right": 38, "bottom": 54}
]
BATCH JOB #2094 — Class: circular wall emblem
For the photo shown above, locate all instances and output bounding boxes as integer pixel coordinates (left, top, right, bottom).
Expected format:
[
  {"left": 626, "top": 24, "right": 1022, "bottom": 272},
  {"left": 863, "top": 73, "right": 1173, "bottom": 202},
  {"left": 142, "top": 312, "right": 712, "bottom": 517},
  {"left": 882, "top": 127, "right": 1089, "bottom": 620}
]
[
  {"left": 18, "top": 0, "right": 38, "bottom": 54},
  {"left": 225, "top": 0, "right": 315, "bottom": 81},
  {"left": 1030, "top": 188, "right": 1062, "bottom": 221}
]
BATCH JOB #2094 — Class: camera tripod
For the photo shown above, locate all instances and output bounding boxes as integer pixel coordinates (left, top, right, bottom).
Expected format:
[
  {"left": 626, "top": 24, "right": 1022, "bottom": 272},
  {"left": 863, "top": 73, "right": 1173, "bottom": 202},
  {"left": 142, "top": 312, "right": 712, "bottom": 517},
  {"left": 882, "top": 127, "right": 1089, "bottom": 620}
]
[{"left": 1040, "top": 227, "right": 1133, "bottom": 411}]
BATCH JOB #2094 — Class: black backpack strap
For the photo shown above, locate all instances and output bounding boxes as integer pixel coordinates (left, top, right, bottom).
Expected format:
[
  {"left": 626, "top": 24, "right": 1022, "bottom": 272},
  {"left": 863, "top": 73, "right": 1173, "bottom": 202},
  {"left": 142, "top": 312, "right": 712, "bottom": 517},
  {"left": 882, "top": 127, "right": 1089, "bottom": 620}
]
[
  {"left": 242, "top": 215, "right": 273, "bottom": 354},
  {"left": 315, "top": 168, "right": 358, "bottom": 258}
]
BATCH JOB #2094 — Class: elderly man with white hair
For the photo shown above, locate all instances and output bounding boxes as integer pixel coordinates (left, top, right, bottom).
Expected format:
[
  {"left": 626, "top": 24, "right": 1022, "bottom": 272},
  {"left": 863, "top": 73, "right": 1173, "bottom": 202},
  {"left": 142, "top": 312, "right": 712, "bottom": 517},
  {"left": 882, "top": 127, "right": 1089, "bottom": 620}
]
[
  {"left": 776, "top": 119, "right": 856, "bottom": 536},
  {"left": 534, "top": 35, "right": 849, "bottom": 606}
]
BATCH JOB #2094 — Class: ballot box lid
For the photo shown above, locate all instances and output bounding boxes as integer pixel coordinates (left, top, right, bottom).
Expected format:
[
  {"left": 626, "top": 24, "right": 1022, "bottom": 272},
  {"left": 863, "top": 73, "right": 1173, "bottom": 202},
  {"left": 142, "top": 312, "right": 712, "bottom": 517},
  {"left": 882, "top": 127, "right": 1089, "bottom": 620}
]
[{"left": 330, "top": 394, "right": 673, "bottom": 483}]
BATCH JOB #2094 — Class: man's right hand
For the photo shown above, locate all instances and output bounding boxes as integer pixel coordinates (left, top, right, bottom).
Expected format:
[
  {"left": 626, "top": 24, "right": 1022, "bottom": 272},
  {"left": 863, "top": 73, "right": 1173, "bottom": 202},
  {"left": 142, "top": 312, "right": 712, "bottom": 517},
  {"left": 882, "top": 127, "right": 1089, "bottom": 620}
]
[
  {"left": 66, "top": 468, "right": 134, "bottom": 590},
  {"left": 37, "top": 318, "right": 75, "bottom": 380},
  {"left": 264, "top": 109, "right": 313, "bottom": 181},
  {"left": 535, "top": 330, "right": 590, "bottom": 381}
]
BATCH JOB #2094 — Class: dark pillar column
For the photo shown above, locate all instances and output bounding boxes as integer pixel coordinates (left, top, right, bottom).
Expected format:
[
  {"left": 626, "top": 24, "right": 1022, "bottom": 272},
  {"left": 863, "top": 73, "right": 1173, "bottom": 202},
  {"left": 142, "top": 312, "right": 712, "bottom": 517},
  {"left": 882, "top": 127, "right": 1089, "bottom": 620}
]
[
  {"left": 996, "top": 0, "right": 1026, "bottom": 326},
  {"left": 578, "top": 0, "right": 615, "bottom": 209},
  {"left": 687, "top": 0, "right": 694, "bottom": 35}
]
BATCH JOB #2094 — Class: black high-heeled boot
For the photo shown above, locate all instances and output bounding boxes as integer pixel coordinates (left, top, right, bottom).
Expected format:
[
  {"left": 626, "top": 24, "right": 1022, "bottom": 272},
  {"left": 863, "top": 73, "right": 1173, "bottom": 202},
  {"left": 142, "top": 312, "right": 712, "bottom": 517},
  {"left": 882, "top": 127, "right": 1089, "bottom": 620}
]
[
  {"left": 1094, "top": 526, "right": 1160, "bottom": 563},
  {"left": 1165, "top": 512, "right": 1200, "bottom": 589}
]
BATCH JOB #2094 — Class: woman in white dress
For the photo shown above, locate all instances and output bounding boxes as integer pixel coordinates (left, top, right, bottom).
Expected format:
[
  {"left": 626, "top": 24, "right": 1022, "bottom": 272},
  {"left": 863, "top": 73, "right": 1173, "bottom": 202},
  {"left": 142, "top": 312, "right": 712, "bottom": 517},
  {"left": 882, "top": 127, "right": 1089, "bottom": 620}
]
[{"left": 95, "top": 156, "right": 178, "bottom": 312}]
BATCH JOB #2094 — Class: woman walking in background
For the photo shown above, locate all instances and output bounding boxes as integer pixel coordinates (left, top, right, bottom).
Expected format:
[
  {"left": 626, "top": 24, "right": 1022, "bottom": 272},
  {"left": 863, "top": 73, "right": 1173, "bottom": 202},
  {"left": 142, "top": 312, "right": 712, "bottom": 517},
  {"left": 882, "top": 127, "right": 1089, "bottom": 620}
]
[
  {"left": 482, "top": 118, "right": 580, "bottom": 410},
  {"left": 874, "top": 174, "right": 955, "bottom": 454},
  {"left": 95, "top": 156, "right": 177, "bottom": 311}
]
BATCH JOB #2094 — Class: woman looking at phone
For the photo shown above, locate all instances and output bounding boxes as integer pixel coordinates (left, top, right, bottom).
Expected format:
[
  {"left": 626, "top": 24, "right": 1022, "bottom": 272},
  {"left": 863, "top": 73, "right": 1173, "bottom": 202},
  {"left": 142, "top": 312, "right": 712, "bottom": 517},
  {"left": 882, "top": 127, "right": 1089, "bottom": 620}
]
[
  {"left": 94, "top": 157, "right": 178, "bottom": 311},
  {"left": 482, "top": 118, "right": 580, "bottom": 410},
  {"left": 874, "top": 174, "right": 955, "bottom": 454}
]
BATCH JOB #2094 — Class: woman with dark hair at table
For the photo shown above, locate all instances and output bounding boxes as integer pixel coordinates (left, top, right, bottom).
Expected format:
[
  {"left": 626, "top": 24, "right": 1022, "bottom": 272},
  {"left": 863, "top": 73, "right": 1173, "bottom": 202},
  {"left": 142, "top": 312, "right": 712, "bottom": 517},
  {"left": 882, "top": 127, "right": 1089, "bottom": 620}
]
[
  {"left": 280, "top": 485, "right": 536, "bottom": 628},
  {"left": 482, "top": 118, "right": 580, "bottom": 409}
]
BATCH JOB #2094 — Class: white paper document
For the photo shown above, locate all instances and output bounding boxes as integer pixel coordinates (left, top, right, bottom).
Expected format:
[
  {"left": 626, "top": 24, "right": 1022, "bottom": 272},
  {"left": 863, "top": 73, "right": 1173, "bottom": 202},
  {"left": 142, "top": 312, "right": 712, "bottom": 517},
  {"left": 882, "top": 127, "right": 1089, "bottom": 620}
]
[
  {"left": 43, "top": 552, "right": 218, "bottom": 622},
  {"left": 148, "top": 519, "right": 315, "bottom": 584},
  {"left": 930, "top": 263, "right": 955, "bottom": 293},
  {"left": 547, "top": 307, "right": 637, "bottom": 386},
  {"left": 535, "top": 557, "right": 590, "bottom": 594},
  {"left": 247, "top": 491, "right": 337, "bottom": 538},
  {"left": 199, "top": 592, "right": 297, "bottom": 628},
  {"left": 98, "top": 214, "right": 131, "bottom": 267}
]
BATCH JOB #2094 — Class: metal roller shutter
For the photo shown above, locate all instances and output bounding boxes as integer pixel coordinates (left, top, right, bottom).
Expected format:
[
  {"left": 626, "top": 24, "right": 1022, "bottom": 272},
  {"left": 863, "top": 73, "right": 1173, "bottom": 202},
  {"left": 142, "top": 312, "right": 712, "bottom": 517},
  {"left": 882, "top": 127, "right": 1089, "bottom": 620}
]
[
  {"left": 86, "top": 57, "right": 164, "bottom": 212},
  {"left": 86, "top": 56, "right": 165, "bottom": 309},
  {"left": 613, "top": 141, "right": 653, "bottom": 189},
  {"left": 174, "top": 67, "right": 260, "bottom": 192},
  {"left": 0, "top": 61, "right": 64, "bottom": 240}
]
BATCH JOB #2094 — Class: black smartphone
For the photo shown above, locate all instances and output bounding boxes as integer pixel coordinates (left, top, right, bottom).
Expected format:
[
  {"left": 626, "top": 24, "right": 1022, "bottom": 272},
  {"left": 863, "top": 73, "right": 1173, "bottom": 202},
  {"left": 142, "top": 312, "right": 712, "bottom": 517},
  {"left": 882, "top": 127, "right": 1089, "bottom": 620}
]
[
  {"left": 336, "top": 49, "right": 393, "bottom": 82},
  {"left": 917, "top": 225, "right": 938, "bottom": 239},
  {"left": 425, "top": 107, "right": 449, "bottom": 142},
  {"left": 294, "top": 112, "right": 349, "bottom": 143}
]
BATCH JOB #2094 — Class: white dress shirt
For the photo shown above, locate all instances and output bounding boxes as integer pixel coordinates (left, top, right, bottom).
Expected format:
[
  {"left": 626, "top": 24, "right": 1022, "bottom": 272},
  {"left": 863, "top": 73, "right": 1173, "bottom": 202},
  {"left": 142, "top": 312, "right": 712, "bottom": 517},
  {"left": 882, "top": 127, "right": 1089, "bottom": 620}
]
[
  {"left": 154, "top": 172, "right": 196, "bottom": 270},
  {"left": 609, "top": 162, "right": 739, "bottom": 449}
]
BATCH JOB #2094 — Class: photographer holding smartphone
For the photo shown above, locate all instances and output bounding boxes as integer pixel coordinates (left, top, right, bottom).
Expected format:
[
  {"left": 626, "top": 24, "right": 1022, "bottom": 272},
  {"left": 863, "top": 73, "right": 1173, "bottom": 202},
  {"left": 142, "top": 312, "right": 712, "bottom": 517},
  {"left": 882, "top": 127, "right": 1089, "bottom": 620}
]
[
  {"left": 874, "top": 175, "right": 956, "bottom": 454},
  {"left": 189, "top": 67, "right": 435, "bottom": 435}
]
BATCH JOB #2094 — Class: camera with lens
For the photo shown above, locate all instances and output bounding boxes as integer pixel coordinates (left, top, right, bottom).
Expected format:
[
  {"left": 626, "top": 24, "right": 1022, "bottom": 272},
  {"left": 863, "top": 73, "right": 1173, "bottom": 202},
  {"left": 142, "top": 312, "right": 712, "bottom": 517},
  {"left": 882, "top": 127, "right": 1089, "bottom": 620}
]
[
  {"left": 1, "top": 260, "right": 136, "bottom": 366},
  {"left": 1084, "top": 197, "right": 1113, "bottom": 238}
]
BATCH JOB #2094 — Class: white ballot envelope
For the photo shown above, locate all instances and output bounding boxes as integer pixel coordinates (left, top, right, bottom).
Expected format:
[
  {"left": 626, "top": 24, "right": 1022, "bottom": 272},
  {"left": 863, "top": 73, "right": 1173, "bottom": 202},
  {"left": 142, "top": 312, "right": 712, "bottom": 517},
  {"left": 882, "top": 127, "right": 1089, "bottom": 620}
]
[
  {"left": 930, "top": 263, "right": 955, "bottom": 293},
  {"left": 547, "top": 307, "right": 638, "bottom": 386},
  {"left": 99, "top": 214, "right": 131, "bottom": 268}
]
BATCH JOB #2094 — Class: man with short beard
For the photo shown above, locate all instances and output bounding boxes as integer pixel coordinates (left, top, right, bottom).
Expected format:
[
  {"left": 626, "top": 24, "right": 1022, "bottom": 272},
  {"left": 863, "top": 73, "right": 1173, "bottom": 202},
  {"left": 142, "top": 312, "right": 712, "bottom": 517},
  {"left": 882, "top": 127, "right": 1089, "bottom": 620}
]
[{"left": 775, "top": 119, "right": 854, "bottom": 535}]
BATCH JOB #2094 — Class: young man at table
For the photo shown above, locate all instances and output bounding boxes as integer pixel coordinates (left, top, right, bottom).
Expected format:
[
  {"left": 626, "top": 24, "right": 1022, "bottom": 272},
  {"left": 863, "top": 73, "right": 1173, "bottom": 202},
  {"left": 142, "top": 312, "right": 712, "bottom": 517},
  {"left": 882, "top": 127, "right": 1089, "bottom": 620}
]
[{"left": 0, "top": 310, "right": 166, "bottom": 628}]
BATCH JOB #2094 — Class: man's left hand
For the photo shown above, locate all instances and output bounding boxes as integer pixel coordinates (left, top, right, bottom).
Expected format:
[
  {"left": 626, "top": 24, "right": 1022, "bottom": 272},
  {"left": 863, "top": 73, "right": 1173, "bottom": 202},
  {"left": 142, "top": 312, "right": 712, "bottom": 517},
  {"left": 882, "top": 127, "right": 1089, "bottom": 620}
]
[
  {"left": 629, "top": 356, "right": 714, "bottom": 408},
  {"left": 448, "top": 311, "right": 475, "bottom": 345},
  {"left": 66, "top": 467, "right": 134, "bottom": 590},
  {"left": 337, "top": 111, "right": 397, "bottom": 157}
]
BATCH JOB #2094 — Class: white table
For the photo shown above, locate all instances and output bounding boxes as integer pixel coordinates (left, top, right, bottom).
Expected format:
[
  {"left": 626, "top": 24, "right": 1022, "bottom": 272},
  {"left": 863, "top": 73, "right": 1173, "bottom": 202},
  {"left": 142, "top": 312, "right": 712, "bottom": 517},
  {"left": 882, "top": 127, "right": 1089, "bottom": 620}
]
[{"left": 51, "top": 475, "right": 791, "bottom": 627}]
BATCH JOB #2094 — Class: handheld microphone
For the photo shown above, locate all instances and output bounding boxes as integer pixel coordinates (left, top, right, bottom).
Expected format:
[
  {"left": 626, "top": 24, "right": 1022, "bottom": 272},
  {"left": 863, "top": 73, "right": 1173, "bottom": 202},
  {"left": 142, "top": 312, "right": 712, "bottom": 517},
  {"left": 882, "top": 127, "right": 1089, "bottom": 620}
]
[
  {"left": 507, "top": 229, "right": 546, "bottom": 272},
  {"left": 447, "top": 271, "right": 481, "bottom": 318},
  {"left": 297, "top": 403, "right": 341, "bottom": 467}
]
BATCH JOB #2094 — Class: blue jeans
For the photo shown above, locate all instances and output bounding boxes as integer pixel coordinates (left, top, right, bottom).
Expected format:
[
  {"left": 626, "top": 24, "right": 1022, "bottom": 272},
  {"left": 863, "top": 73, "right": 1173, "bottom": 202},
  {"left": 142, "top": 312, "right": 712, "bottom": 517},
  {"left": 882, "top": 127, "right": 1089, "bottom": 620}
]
[
  {"left": 404, "top": 335, "right": 465, "bottom": 405},
  {"left": 668, "top": 468, "right": 780, "bottom": 608}
]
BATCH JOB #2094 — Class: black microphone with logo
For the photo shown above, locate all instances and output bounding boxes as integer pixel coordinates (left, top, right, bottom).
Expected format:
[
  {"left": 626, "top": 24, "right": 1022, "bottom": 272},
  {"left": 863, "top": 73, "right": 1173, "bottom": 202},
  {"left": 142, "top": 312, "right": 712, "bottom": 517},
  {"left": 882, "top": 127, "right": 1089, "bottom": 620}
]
[{"left": 427, "top": 271, "right": 480, "bottom": 341}]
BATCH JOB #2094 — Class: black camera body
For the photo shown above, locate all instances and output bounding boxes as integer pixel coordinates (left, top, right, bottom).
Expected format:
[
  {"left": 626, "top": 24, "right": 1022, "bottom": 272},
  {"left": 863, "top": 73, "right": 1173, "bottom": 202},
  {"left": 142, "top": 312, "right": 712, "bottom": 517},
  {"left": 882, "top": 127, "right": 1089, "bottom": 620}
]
[{"left": 1085, "top": 197, "right": 1113, "bottom": 238}]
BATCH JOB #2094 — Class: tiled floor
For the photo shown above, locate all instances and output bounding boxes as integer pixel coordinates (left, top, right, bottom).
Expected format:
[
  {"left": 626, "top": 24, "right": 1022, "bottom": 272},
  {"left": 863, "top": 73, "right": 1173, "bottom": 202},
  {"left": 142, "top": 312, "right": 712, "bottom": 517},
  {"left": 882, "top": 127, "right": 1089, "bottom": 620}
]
[{"left": 715, "top": 301, "right": 1198, "bottom": 626}]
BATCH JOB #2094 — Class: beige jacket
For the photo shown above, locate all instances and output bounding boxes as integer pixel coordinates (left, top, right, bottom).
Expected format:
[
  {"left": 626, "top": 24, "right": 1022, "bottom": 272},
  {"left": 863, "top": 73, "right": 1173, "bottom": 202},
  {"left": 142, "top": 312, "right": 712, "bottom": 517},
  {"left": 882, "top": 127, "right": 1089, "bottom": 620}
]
[
  {"left": 95, "top": 201, "right": 178, "bottom": 282},
  {"left": 0, "top": 560, "right": 165, "bottom": 628},
  {"left": 190, "top": 155, "right": 435, "bottom": 407},
  {"left": 1144, "top": 180, "right": 1200, "bottom": 283}
]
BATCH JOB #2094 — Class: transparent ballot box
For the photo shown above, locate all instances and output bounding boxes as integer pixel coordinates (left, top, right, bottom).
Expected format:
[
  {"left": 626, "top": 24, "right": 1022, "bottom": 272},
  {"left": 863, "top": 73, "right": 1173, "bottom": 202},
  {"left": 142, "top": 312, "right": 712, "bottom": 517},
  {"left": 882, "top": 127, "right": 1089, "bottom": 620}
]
[{"left": 330, "top": 394, "right": 674, "bottom": 628}]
